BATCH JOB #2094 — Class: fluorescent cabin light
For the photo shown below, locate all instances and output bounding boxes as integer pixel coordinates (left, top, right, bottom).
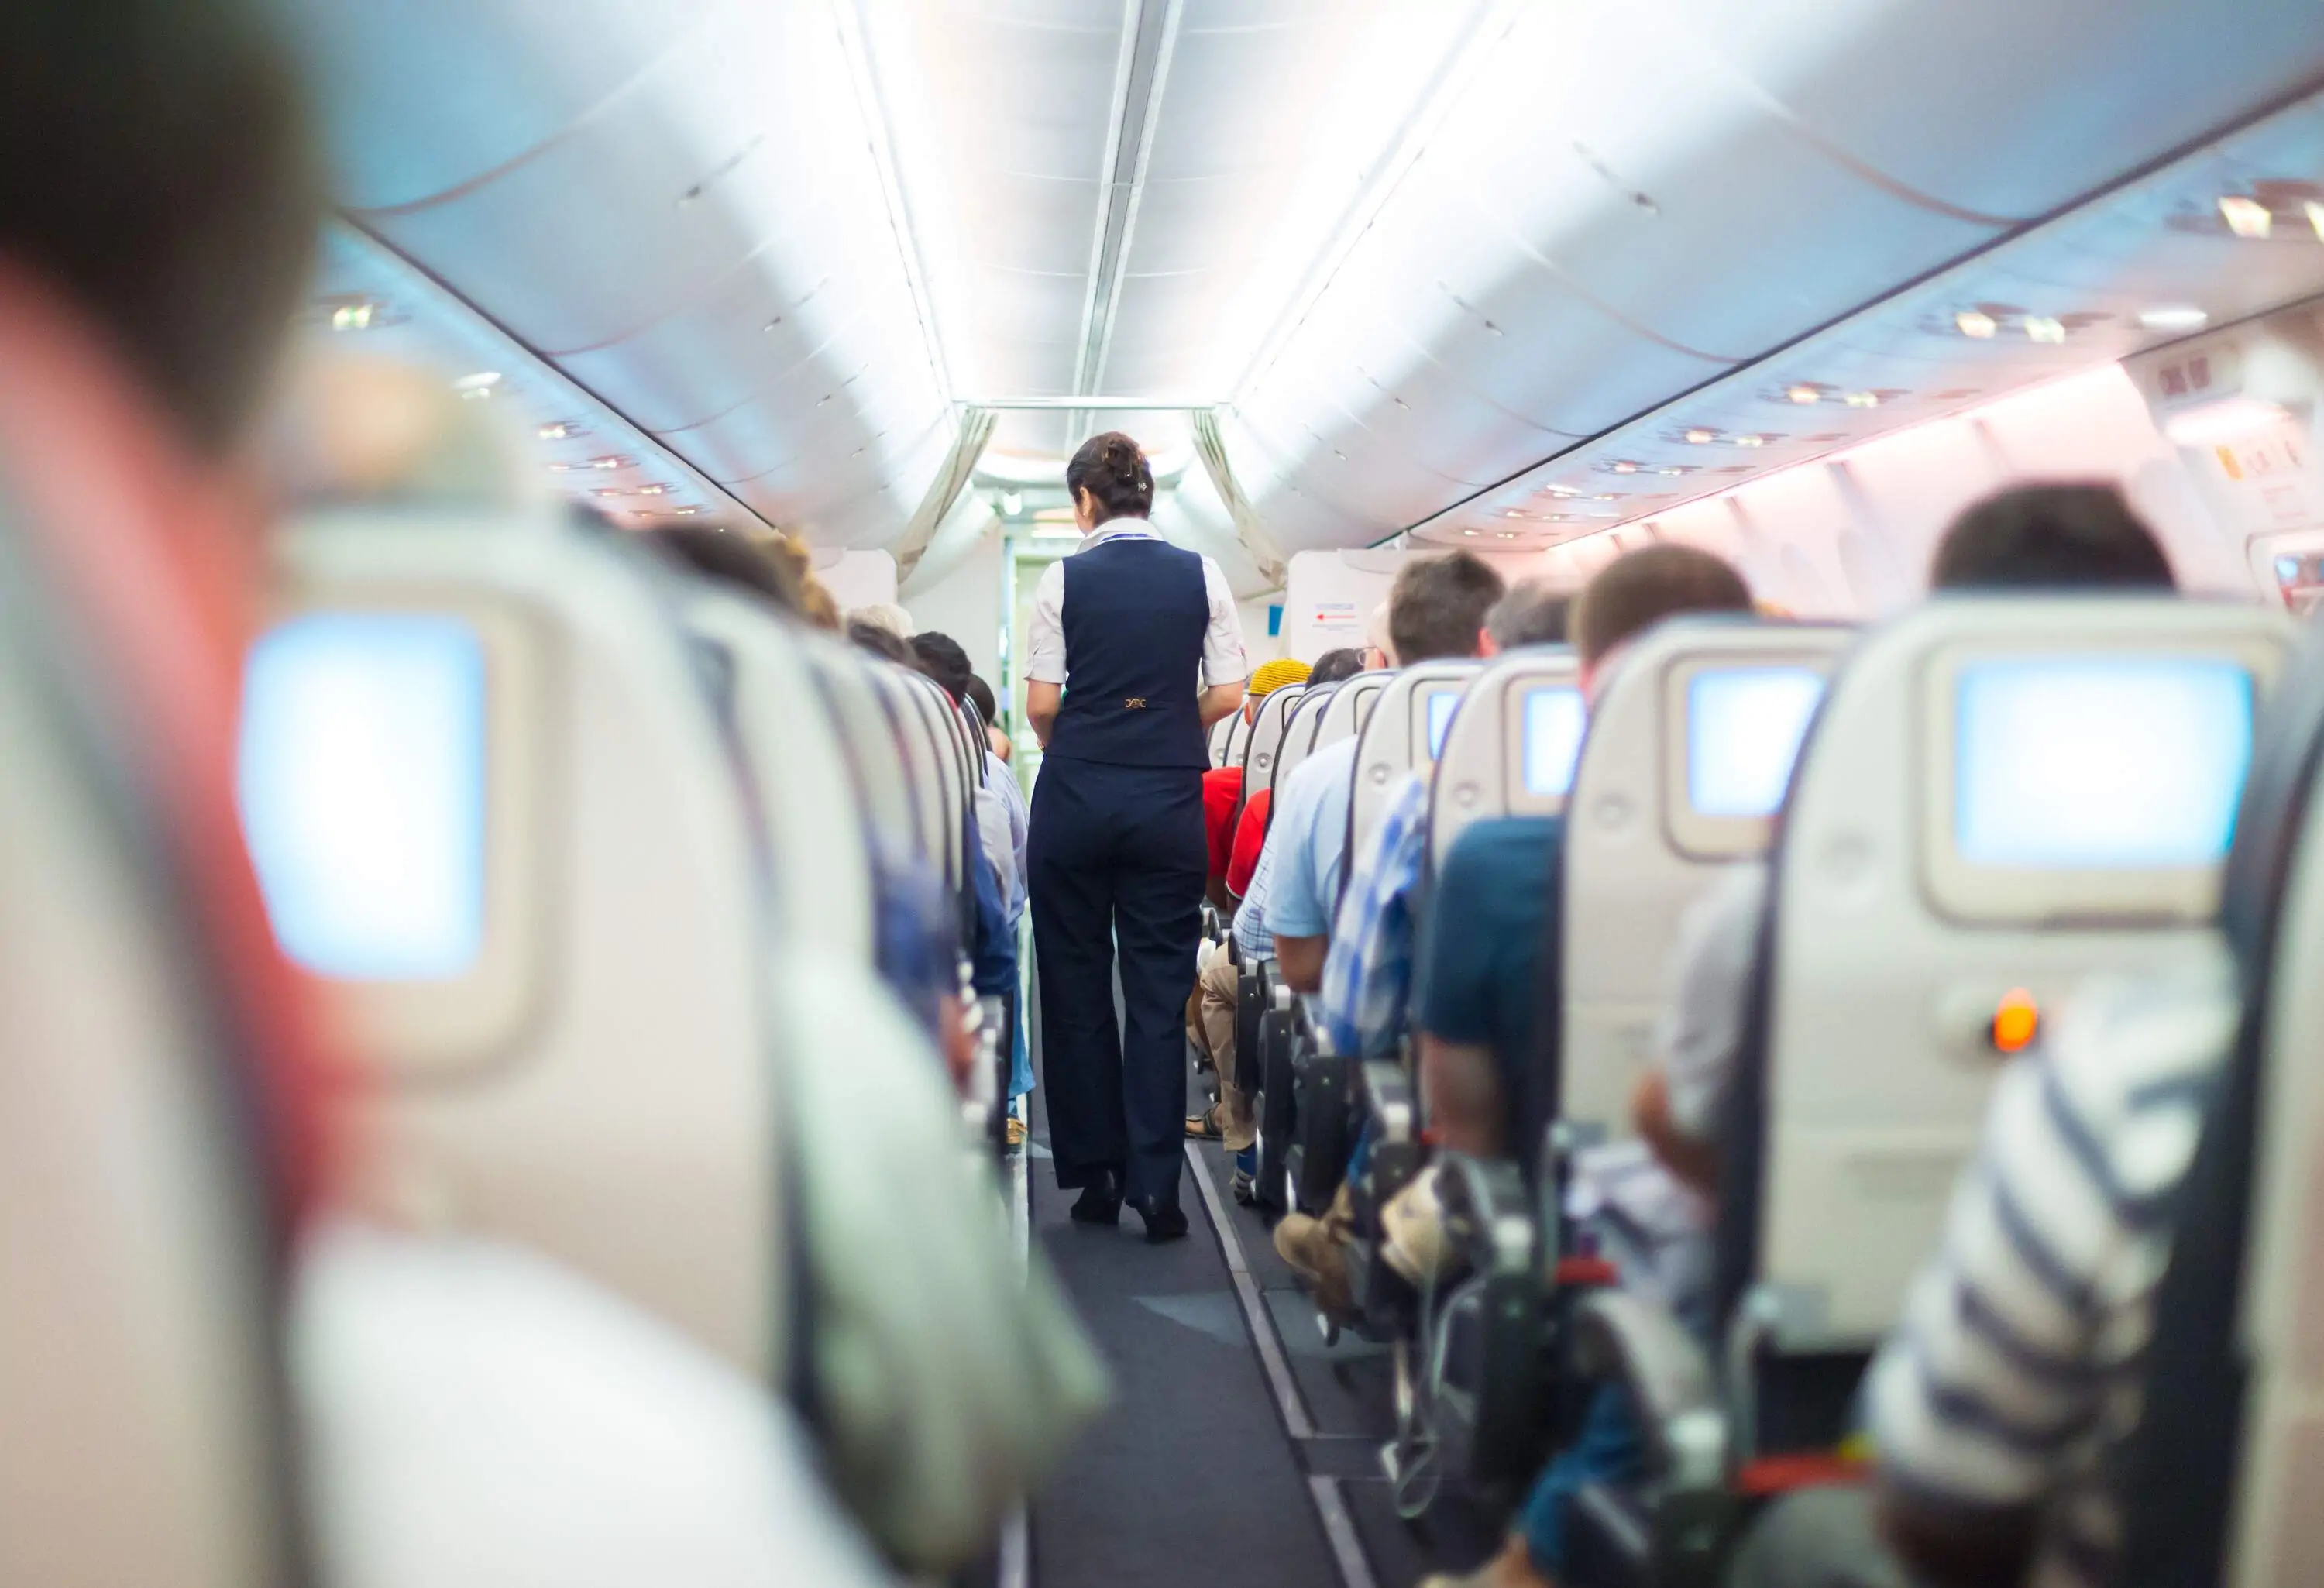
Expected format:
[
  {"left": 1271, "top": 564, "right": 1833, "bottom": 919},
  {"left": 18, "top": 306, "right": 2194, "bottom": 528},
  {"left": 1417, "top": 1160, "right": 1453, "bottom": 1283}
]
[
  {"left": 2163, "top": 396, "right": 2291, "bottom": 448},
  {"left": 452, "top": 371, "right": 501, "bottom": 397},
  {"left": 1955, "top": 310, "right": 1997, "bottom": 339},
  {"left": 2137, "top": 305, "right": 2209, "bottom": 332},
  {"left": 2023, "top": 315, "right": 2067, "bottom": 345},
  {"left": 2219, "top": 195, "right": 2273, "bottom": 239}
]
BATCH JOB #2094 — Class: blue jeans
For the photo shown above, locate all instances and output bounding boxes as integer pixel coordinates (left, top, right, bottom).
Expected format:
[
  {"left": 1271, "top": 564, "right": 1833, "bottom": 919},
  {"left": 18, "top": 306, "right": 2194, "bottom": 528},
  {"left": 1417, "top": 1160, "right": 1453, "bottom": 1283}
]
[{"left": 1519, "top": 1384, "right": 1647, "bottom": 1574}]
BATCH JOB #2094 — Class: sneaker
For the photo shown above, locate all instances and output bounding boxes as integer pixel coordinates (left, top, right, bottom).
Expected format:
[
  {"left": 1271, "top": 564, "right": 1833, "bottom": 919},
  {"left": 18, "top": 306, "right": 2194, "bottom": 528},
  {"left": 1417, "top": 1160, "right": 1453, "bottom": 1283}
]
[
  {"left": 1231, "top": 1146, "right": 1257, "bottom": 1205},
  {"left": 1273, "top": 1212, "right": 1354, "bottom": 1319}
]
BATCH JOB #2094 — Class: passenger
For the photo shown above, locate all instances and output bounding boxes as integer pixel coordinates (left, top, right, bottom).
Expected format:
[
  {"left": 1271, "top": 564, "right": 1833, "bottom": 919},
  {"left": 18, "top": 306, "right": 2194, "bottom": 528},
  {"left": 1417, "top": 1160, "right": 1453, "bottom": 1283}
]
[
  {"left": 1234, "top": 552, "right": 1504, "bottom": 999},
  {"left": 1308, "top": 647, "right": 1368, "bottom": 687},
  {"left": 655, "top": 524, "right": 816, "bottom": 620},
  {"left": 776, "top": 537, "right": 844, "bottom": 631},
  {"left": 1188, "top": 656, "right": 1312, "bottom": 1189},
  {"left": 1025, "top": 432, "right": 1248, "bottom": 1241},
  {"left": 847, "top": 600, "right": 916, "bottom": 638},
  {"left": 963, "top": 672, "right": 1012, "bottom": 762},
  {"left": 848, "top": 617, "right": 916, "bottom": 666}
]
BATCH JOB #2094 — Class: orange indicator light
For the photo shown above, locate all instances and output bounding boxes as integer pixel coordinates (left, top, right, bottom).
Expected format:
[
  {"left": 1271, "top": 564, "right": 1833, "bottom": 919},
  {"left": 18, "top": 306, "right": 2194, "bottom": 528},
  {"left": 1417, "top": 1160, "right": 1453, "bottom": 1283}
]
[{"left": 1991, "top": 989, "right": 2040, "bottom": 1054}]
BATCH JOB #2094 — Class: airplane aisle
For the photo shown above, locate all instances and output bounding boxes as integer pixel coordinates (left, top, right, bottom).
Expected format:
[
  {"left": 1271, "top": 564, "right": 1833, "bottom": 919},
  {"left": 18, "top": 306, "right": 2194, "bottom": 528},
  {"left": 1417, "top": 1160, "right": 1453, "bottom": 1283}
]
[{"left": 1022, "top": 1043, "right": 1502, "bottom": 1588}]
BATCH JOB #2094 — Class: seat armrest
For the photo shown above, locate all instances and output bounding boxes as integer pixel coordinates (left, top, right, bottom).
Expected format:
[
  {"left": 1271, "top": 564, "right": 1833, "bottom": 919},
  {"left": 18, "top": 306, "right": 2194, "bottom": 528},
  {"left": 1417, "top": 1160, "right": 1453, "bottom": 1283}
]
[
  {"left": 1432, "top": 1150, "right": 1535, "bottom": 1277},
  {"left": 1572, "top": 1290, "right": 1727, "bottom": 1491},
  {"left": 1356, "top": 1060, "right": 1411, "bottom": 1138}
]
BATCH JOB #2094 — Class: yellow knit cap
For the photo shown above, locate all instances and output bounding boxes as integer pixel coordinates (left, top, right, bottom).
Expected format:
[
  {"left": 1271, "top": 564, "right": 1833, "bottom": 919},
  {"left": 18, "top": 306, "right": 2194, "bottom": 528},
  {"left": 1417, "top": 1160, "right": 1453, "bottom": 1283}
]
[{"left": 1250, "top": 657, "right": 1312, "bottom": 698}]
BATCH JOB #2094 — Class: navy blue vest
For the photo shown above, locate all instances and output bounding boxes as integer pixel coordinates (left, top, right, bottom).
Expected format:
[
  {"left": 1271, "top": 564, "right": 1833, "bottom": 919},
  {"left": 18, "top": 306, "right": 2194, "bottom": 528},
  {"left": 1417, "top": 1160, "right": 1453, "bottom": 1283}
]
[{"left": 1048, "top": 533, "right": 1210, "bottom": 770}]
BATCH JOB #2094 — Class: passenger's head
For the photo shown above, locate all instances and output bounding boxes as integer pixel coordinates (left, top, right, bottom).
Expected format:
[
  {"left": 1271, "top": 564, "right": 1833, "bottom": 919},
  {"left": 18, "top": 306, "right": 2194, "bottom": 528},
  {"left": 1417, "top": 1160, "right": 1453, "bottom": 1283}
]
[
  {"left": 1572, "top": 543, "right": 1752, "bottom": 699},
  {"left": 1066, "top": 431, "right": 1156, "bottom": 528},
  {"left": 766, "top": 535, "right": 840, "bottom": 630},
  {"left": 847, "top": 601, "right": 914, "bottom": 638},
  {"left": 1243, "top": 656, "right": 1312, "bottom": 722},
  {"left": 908, "top": 630, "right": 975, "bottom": 706},
  {"left": 1485, "top": 580, "right": 1572, "bottom": 651},
  {"left": 655, "top": 525, "right": 810, "bottom": 617},
  {"left": 1308, "top": 648, "right": 1366, "bottom": 687},
  {"left": 1388, "top": 552, "right": 1506, "bottom": 665},
  {"left": 1, "top": 0, "right": 325, "bottom": 456},
  {"left": 847, "top": 619, "right": 913, "bottom": 666},
  {"left": 1363, "top": 603, "right": 1394, "bottom": 669},
  {"left": 963, "top": 672, "right": 999, "bottom": 730},
  {"left": 1930, "top": 483, "right": 2177, "bottom": 593}
]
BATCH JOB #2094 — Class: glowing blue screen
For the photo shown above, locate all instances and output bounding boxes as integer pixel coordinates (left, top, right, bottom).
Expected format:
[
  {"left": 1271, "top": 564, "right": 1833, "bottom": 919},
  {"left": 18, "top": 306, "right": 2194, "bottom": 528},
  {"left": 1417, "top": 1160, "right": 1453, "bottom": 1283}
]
[
  {"left": 239, "top": 613, "right": 487, "bottom": 980},
  {"left": 1521, "top": 686, "right": 1587, "bottom": 797},
  {"left": 1426, "top": 691, "right": 1458, "bottom": 758},
  {"left": 1954, "top": 657, "right": 2252, "bottom": 868},
  {"left": 1686, "top": 667, "right": 1825, "bottom": 818}
]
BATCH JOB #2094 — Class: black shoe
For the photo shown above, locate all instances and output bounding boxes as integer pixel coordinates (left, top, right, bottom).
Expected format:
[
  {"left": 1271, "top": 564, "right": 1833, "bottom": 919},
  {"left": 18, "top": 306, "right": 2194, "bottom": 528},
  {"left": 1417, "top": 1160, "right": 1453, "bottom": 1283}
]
[
  {"left": 1130, "top": 1194, "right": 1190, "bottom": 1244},
  {"left": 1069, "top": 1170, "right": 1122, "bottom": 1225}
]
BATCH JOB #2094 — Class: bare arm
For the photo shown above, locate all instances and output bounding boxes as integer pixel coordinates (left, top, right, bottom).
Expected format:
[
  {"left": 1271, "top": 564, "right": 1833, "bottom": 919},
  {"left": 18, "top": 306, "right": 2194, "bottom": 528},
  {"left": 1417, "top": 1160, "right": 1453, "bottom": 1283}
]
[
  {"left": 1631, "top": 1070, "right": 1720, "bottom": 1199},
  {"left": 1275, "top": 933, "right": 1327, "bottom": 994},
  {"left": 1025, "top": 681, "right": 1061, "bottom": 748},
  {"left": 1418, "top": 1033, "right": 1507, "bottom": 1157},
  {"left": 1199, "top": 679, "right": 1246, "bottom": 728}
]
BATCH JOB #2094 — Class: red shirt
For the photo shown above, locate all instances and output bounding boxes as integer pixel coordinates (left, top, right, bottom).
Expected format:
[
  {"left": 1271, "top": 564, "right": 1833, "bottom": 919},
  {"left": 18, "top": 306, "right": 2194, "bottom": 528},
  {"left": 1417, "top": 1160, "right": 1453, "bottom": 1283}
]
[
  {"left": 1226, "top": 787, "right": 1272, "bottom": 899},
  {"left": 1202, "top": 767, "right": 1243, "bottom": 881}
]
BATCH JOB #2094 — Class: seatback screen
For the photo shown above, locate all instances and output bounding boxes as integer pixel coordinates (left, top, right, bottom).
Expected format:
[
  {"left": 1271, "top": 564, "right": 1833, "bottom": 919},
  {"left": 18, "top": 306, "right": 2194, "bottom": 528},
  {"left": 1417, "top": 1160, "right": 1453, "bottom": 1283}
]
[
  {"left": 1426, "top": 690, "right": 1458, "bottom": 759},
  {"left": 1686, "top": 666, "right": 1825, "bottom": 818},
  {"left": 239, "top": 613, "right": 488, "bottom": 980},
  {"left": 1954, "top": 657, "right": 2252, "bottom": 868},
  {"left": 1521, "top": 686, "right": 1587, "bottom": 797}
]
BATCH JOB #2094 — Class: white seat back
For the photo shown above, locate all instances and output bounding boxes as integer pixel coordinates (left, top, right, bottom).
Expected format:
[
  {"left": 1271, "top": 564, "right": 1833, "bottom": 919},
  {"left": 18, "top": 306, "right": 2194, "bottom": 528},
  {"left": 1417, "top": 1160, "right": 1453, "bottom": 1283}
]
[
  {"left": 1208, "top": 711, "right": 1234, "bottom": 767},
  {"left": 252, "top": 508, "right": 781, "bottom": 1378},
  {"left": 0, "top": 548, "right": 294, "bottom": 1588},
  {"left": 1349, "top": 661, "right": 1480, "bottom": 862},
  {"left": 1222, "top": 699, "right": 1255, "bottom": 770},
  {"left": 1243, "top": 683, "right": 1306, "bottom": 797},
  {"left": 684, "top": 590, "right": 876, "bottom": 964},
  {"left": 799, "top": 638, "right": 927, "bottom": 870},
  {"left": 1752, "top": 597, "right": 2287, "bottom": 1349},
  {"left": 1561, "top": 621, "right": 1851, "bottom": 1138},
  {"left": 1273, "top": 682, "right": 1340, "bottom": 792},
  {"left": 1315, "top": 670, "right": 1388, "bottom": 761},
  {"left": 1428, "top": 648, "right": 1582, "bottom": 871}
]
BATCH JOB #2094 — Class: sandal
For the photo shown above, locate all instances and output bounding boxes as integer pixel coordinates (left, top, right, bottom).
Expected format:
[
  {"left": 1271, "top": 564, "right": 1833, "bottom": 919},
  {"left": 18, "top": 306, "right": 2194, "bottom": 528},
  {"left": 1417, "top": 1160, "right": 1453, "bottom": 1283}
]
[{"left": 1184, "top": 1104, "right": 1225, "bottom": 1141}]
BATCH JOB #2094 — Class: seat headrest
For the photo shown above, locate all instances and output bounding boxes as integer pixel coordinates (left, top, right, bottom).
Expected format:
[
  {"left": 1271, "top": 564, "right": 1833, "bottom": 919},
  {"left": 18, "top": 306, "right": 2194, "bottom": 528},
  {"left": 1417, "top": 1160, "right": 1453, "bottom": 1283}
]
[
  {"left": 1272, "top": 681, "right": 1341, "bottom": 792},
  {"left": 1312, "top": 670, "right": 1387, "bottom": 757},
  {"left": 1243, "top": 682, "right": 1306, "bottom": 795},
  {"left": 1429, "top": 647, "right": 1580, "bottom": 869}
]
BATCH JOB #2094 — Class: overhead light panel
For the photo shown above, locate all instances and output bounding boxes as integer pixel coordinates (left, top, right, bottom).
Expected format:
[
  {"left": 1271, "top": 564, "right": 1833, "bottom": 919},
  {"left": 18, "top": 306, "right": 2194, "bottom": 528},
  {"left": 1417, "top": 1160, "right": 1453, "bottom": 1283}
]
[
  {"left": 2308, "top": 201, "right": 2324, "bottom": 243},
  {"left": 452, "top": 370, "right": 501, "bottom": 398},
  {"left": 590, "top": 454, "right": 633, "bottom": 470},
  {"left": 1610, "top": 460, "right": 1640, "bottom": 474},
  {"left": 538, "top": 421, "right": 583, "bottom": 442},
  {"left": 2163, "top": 395, "right": 2291, "bottom": 447},
  {"left": 1785, "top": 385, "right": 1820, "bottom": 405},
  {"left": 1734, "top": 434, "right": 1769, "bottom": 448},
  {"left": 1683, "top": 428, "right": 1717, "bottom": 445},
  {"left": 1954, "top": 310, "right": 1998, "bottom": 339},
  {"left": 1496, "top": 531, "right": 1518, "bottom": 539},
  {"left": 2023, "top": 315, "right": 2067, "bottom": 345},
  {"left": 999, "top": 490, "right": 1023, "bottom": 516},
  {"left": 328, "top": 301, "right": 377, "bottom": 332},
  {"left": 1843, "top": 390, "right": 1882, "bottom": 408},
  {"left": 2137, "top": 304, "right": 2209, "bottom": 332},
  {"left": 2219, "top": 194, "right": 2273, "bottom": 239},
  {"left": 635, "top": 483, "right": 672, "bottom": 497}
]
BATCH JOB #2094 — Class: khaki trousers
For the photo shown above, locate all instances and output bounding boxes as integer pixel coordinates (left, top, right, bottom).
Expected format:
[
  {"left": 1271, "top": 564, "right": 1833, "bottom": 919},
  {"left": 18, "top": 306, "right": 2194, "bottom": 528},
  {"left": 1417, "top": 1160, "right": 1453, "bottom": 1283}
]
[{"left": 1186, "top": 951, "right": 1255, "bottom": 1151}]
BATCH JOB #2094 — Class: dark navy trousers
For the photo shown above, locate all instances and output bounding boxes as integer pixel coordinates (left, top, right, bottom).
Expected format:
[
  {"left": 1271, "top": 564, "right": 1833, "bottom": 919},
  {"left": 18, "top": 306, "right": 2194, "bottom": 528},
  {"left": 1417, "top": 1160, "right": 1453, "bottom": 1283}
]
[{"left": 1029, "top": 755, "right": 1206, "bottom": 1206}]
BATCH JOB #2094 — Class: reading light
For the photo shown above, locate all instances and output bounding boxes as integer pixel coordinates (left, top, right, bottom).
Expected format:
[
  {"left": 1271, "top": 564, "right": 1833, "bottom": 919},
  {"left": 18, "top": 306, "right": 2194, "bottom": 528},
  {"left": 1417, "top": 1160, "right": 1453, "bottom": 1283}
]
[
  {"left": 1683, "top": 428, "right": 1717, "bottom": 445},
  {"left": 2308, "top": 201, "right": 2324, "bottom": 243},
  {"left": 1954, "top": 310, "right": 1997, "bottom": 339},
  {"left": 1989, "top": 988, "right": 2040, "bottom": 1055},
  {"left": 538, "top": 421, "right": 580, "bottom": 442},
  {"left": 636, "top": 483, "right": 671, "bottom": 497},
  {"left": 1461, "top": 528, "right": 1479, "bottom": 537},
  {"left": 2023, "top": 315, "right": 2067, "bottom": 345},
  {"left": 2219, "top": 194, "right": 2273, "bottom": 239},
  {"left": 1843, "top": 390, "right": 1881, "bottom": 409},
  {"left": 452, "top": 371, "right": 502, "bottom": 397},
  {"left": 590, "top": 455, "right": 632, "bottom": 470},
  {"left": 1734, "top": 434, "right": 1768, "bottom": 448},
  {"left": 1610, "top": 460, "right": 1641, "bottom": 474},
  {"left": 999, "top": 490, "right": 1023, "bottom": 516},
  {"left": 1656, "top": 466, "right": 1689, "bottom": 477},
  {"left": 1505, "top": 509, "right": 1526, "bottom": 517},
  {"left": 1786, "top": 385, "right": 1820, "bottom": 405},
  {"left": 2137, "top": 305, "right": 2209, "bottom": 332},
  {"left": 1542, "top": 486, "right": 1581, "bottom": 498},
  {"left": 328, "top": 301, "right": 376, "bottom": 332},
  {"left": 1496, "top": 531, "right": 1518, "bottom": 539}
]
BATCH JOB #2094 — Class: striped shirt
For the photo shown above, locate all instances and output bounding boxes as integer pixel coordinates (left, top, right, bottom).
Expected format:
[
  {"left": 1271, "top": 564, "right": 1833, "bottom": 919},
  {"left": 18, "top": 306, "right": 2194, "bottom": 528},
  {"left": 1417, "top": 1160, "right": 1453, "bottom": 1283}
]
[
  {"left": 1317, "top": 771, "right": 1431, "bottom": 1057},
  {"left": 1866, "top": 952, "right": 2238, "bottom": 1588}
]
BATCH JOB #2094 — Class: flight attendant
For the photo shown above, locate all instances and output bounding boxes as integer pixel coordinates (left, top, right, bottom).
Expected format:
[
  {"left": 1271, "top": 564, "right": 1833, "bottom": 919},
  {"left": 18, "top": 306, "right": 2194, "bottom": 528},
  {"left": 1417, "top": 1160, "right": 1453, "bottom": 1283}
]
[{"left": 1025, "top": 432, "right": 1248, "bottom": 1240}]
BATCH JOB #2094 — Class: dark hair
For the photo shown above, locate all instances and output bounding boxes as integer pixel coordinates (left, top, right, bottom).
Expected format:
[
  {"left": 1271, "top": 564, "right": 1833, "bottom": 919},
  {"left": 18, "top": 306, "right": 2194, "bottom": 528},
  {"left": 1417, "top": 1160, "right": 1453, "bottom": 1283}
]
[
  {"left": 963, "top": 673, "right": 999, "bottom": 728},
  {"left": 1308, "top": 648, "right": 1366, "bottom": 686},
  {"left": 847, "top": 620, "right": 913, "bottom": 666},
  {"left": 1486, "top": 580, "right": 1572, "bottom": 649},
  {"left": 1573, "top": 544, "right": 1752, "bottom": 666},
  {"left": 655, "top": 525, "right": 808, "bottom": 617},
  {"left": 908, "top": 630, "right": 974, "bottom": 705},
  {"left": 1932, "top": 483, "right": 2177, "bottom": 593},
  {"left": 1, "top": 0, "right": 324, "bottom": 453},
  {"left": 1389, "top": 552, "right": 1506, "bottom": 665},
  {"left": 1064, "top": 431, "right": 1155, "bottom": 525}
]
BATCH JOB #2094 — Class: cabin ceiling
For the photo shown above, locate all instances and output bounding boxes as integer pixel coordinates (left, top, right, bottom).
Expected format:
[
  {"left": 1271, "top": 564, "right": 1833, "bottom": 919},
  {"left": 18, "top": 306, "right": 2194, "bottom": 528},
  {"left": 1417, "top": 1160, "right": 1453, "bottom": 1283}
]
[{"left": 285, "top": 0, "right": 2324, "bottom": 562}]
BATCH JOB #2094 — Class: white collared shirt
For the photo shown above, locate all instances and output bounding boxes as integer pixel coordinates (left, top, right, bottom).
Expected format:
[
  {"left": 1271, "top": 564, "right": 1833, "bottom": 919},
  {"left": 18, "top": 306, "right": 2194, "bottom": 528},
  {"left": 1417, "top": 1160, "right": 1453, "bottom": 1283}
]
[{"left": 1024, "top": 520, "right": 1247, "bottom": 688}]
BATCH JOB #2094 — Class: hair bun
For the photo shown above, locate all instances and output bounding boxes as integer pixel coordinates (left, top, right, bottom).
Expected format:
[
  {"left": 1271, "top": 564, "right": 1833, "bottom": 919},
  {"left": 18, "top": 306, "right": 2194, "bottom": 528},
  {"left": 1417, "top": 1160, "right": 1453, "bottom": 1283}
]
[
  {"left": 1102, "top": 435, "right": 1143, "bottom": 477},
  {"left": 1065, "top": 430, "right": 1157, "bottom": 525}
]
